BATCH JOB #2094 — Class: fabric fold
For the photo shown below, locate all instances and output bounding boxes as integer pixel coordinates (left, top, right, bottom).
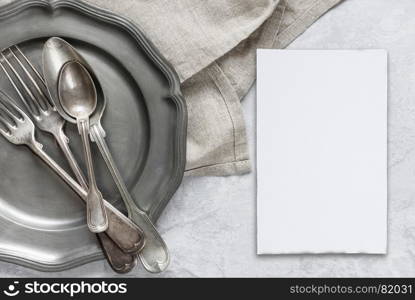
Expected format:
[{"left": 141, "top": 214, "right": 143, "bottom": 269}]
[{"left": 78, "top": 0, "right": 345, "bottom": 175}]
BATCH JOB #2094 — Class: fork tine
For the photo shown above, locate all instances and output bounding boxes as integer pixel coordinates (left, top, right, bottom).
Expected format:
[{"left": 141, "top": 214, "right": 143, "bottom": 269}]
[
  {"left": 0, "top": 114, "right": 13, "bottom": 139},
  {"left": 0, "top": 92, "right": 15, "bottom": 134},
  {"left": 9, "top": 47, "right": 51, "bottom": 109},
  {"left": 14, "top": 45, "right": 46, "bottom": 87},
  {"left": 0, "top": 107, "right": 14, "bottom": 128},
  {"left": 0, "top": 90, "right": 41, "bottom": 148},
  {"left": 0, "top": 114, "right": 15, "bottom": 133},
  {"left": 0, "top": 56, "right": 34, "bottom": 115},
  {"left": 14, "top": 46, "right": 47, "bottom": 87},
  {"left": 0, "top": 51, "right": 43, "bottom": 115},
  {"left": 0, "top": 126, "right": 10, "bottom": 138},
  {"left": 0, "top": 91, "right": 25, "bottom": 123},
  {"left": 0, "top": 100, "right": 19, "bottom": 134}
]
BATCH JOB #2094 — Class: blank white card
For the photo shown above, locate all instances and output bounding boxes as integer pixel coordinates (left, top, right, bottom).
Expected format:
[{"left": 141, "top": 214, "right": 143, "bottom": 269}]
[{"left": 257, "top": 50, "right": 387, "bottom": 254}]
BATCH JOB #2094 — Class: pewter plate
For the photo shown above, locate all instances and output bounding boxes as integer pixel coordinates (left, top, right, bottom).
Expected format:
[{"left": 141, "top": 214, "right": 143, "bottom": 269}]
[{"left": 0, "top": 0, "right": 186, "bottom": 271}]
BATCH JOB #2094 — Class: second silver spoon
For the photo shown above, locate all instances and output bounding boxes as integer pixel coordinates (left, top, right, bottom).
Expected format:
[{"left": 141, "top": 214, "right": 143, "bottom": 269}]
[{"left": 58, "top": 61, "right": 108, "bottom": 233}]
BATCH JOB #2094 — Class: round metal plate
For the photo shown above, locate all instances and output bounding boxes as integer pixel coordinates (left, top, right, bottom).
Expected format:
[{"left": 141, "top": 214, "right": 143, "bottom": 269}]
[{"left": 0, "top": 0, "right": 186, "bottom": 271}]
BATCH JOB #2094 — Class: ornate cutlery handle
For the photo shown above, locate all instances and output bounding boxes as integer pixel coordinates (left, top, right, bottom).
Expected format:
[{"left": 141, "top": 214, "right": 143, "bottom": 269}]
[
  {"left": 30, "top": 143, "right": 145, "bottom": 253},
  {"left": 97, "top": 232, "right": 137, "bottom": 273},
  {"left": 103, "top": 201, "right": 145, "bottom": 254},
  {"left": 55, "top": 127, "right": 88, "bottom": 189},
  {"left": 54, "top": 127, "right": 137, "bottom": 272},
  {"left": 91, "top": 124, "right": 170, "bottom": 273},
  {"left": 79, "top": 119, "right": 108, "bottom": 233}
]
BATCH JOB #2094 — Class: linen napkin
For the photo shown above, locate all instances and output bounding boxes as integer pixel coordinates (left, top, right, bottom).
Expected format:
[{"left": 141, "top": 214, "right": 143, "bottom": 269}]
[
  {"left": 0, "top": 0, "right": 345, "bottom": 176},
  {"left": 257, "top": 49, "right": 388, "bottom": 254},
  {"left": 83, "top": 0, "right": 346, "bottom": 176}
]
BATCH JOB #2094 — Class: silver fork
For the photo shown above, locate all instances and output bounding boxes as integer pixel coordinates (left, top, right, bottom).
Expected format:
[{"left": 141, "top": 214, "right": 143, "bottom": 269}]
[
  {"left": 0, "top": 49, "right": 144, "bottom": 272},
  {"left": 0, "top": 91, "right": 145, "bottom": 255},
  {"left": 0, "top": 46, "right": 87, "bottom": 188}
]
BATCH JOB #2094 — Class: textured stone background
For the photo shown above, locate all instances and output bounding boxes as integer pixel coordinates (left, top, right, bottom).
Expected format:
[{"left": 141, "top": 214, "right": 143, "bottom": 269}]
[{"left": 1, "top": 0, "right": 415, "bottom": 277}]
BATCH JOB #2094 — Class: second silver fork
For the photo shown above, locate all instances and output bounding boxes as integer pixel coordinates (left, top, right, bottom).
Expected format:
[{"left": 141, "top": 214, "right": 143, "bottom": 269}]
[{"left": 0, "top": 46, "right": 87, "bottom": 188}]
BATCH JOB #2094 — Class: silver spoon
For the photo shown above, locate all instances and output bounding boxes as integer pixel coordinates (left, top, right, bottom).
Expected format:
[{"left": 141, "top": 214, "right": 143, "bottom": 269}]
[
  {"left": 43, "top": 37, "right": 170, "bottom": 273},
  {"left": 58, "top": 60, "right": 108, "bottom": 233}
]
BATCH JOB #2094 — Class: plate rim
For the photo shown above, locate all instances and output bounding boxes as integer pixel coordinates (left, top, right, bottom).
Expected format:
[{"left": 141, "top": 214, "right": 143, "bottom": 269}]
[{"left": 0, "top": 0, "right": 187, "bottom": 271}]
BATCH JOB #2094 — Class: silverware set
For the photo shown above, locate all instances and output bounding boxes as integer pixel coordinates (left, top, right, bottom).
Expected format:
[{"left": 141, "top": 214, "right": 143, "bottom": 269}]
[{"left": 0, "top": 38, "right": 169, "bottom": 273}]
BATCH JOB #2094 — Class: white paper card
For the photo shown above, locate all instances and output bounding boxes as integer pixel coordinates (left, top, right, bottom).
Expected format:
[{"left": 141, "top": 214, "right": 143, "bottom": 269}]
[{"left": 257, "top": 50, "right": 387, "bottom": 254}]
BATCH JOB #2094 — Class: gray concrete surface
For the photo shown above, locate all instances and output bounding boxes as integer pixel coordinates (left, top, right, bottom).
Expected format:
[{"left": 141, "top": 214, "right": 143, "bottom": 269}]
[{"left": 1, "top": 0, "right": 415, "bottom": 277}]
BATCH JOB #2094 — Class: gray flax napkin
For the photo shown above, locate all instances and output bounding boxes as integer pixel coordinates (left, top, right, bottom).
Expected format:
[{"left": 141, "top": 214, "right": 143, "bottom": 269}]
[{"left": 0, "top": 0, "right": 344, "bottom": 176}]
